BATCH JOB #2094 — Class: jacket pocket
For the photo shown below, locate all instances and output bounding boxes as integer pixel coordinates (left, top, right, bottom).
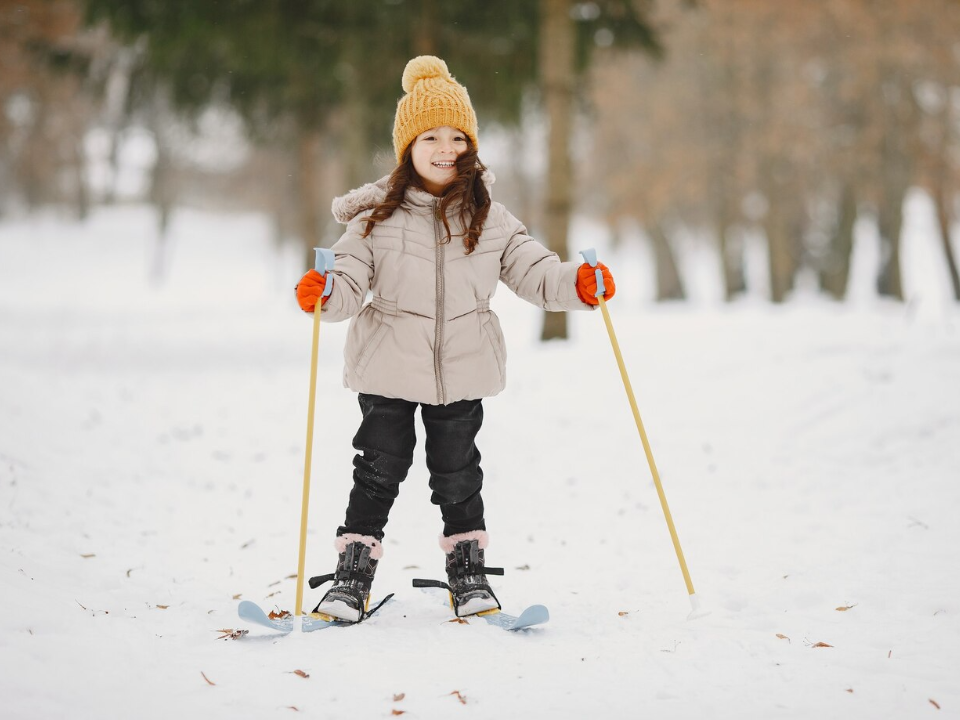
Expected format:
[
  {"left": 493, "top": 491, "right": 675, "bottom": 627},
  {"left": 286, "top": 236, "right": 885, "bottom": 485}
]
[
  {"left": 354, "top": 313, "right": 390, "bottom": 380},
  {"left": 482, "top": 315, "right": 506, "bottom": 384}
]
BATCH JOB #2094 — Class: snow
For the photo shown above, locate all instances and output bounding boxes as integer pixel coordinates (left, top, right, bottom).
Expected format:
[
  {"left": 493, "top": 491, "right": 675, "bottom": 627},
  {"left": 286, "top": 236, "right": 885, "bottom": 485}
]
[{"left": 1, "top": 203, "right": 958, "bottom": 719}]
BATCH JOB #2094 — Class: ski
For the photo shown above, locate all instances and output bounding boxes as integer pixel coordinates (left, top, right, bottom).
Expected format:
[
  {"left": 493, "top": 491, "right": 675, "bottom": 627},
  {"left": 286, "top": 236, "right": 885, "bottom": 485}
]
[
  {"left": 476, "top": 604, "right": 549, "bottom": 631},
  {"left": 237, "top": 596, "right": 392, "bottom": 633},
  {"left": 238, "top": 596, "right": 546, "bottom": 633},
  {"left": 412, "top": 577, "right": 548, "bottom": 631}
]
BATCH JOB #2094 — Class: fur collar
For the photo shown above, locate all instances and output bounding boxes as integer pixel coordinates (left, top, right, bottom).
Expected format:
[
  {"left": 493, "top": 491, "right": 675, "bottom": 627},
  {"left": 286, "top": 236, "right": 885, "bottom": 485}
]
[{"left": 331, "top": 170, "right": 496, "bottom": 224}]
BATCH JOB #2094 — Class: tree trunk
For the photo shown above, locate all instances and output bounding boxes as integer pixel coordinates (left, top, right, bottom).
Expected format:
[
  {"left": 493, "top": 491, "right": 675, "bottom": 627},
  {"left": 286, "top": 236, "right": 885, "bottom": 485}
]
[
  {"left": 297, "top": 126, "right": 322, "bottom": 269},
  {"left": 876, "top": 187, "right": 905, "bottom": 300},
  {"left": 103, "top": 46, "right": 138, "bottom": 205},
  {"left": 539, "top": 0, "right": 575, "bottom": 341},
  {"left": 930, "top": 107, "right": 960, "bottom": 301},
  {"left": 341, "top": 73, "right": 369, "bottom": 191},
  {"left": 875, "top": 71, "right": 914, "bottom": 301},
  {"left": 933, "top": 188, "right": 960, "bottom": 301},
  {"left": 706, "top": 30, "right": 746, "bottom": 302},
  {"left": 415, "top": 0, "right": 438, "bottom": 55},
  {"left": 650, "top": 221, "right": 685, "bottom": 301},
  {"left": 509, "top": 128, "right": 534, "bottom": 228},
  {"left": 821, "top": 183, "right": 856, "bottom": 300},
  {"left": 340, "top": 13, "right": 373, "bottom": 191},
  {"left": 717, "top": 215, "right": 745, "bottom": 301},
  {"left": 764, "top": 211, "right": 793, "bottom": 303},
  {"left": 761, "top": 167, "right": 800, "bottom": 303},
  {"left": 146, "top": 103, "right": 174, "bottom": 285},
  {"left": 19, "top": 83, "right": 51, "bottom": 210},
  {"left": 72, "top": 137, "right": 89, "bottom": 221}
]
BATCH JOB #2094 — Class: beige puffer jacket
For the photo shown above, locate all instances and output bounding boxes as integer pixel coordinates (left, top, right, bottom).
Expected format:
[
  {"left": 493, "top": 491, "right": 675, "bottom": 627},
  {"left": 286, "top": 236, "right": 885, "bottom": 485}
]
[{"left": 320, "top": 174, "right": 592, "bottom": 405}]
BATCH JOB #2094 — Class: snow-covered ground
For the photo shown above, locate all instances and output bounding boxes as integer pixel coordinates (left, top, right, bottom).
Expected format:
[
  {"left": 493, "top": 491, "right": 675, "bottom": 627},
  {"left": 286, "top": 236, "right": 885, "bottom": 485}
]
[{"left": 1, "top": 203, "right": 958, "bottom": 719}]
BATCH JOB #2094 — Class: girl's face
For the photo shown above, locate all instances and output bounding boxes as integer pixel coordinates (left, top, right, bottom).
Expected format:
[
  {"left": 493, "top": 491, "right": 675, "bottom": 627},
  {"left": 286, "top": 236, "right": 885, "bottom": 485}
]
[{"left": 410, "top": 126, "right": 469, "bottom": 196}]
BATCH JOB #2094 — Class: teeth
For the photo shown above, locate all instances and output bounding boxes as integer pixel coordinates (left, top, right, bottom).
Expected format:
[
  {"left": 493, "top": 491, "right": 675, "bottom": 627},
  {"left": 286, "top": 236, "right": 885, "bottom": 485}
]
[{"left": 433, "top": 162, "right": 454, "bottom": 168}]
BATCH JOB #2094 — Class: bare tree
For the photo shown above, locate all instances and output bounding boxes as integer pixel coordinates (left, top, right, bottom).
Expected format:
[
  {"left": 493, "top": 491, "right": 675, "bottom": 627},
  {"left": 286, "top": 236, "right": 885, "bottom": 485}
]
[
  {"left": 585, "top": 0, "right": 959, "bottom": 304},
  {"left": 539, "top": 0, "right": 577, "bottom": 340}
]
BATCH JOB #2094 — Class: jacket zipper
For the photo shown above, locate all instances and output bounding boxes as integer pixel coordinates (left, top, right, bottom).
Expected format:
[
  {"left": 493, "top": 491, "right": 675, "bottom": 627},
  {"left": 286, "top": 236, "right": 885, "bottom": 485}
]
[{"left": 433, "top": 200, "right": 446, "bottom": 405}]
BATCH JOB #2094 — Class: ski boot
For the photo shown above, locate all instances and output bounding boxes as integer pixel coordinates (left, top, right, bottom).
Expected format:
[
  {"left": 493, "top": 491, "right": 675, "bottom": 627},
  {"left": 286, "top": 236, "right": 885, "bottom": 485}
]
[
  {"left": 309, "top": 536, "right": 381, "bottom": 623},
  {"left": 444, "top": 537, "right": 503, "bottom": 617}
]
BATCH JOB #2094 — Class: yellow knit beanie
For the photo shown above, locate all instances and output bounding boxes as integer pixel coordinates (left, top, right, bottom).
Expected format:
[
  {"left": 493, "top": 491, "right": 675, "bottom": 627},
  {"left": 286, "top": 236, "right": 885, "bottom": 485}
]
[{"left": 392, "top": 56, "right": 479, "bottom": 164}]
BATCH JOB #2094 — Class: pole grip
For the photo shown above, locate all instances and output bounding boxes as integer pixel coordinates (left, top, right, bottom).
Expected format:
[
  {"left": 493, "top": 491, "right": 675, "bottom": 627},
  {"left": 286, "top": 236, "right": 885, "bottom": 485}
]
[
  {"left": 314, "top": 247, "right": 335, "bottom": 298},
  {"left": 579, "top": 248, "right": 605, "bottom": 298}
]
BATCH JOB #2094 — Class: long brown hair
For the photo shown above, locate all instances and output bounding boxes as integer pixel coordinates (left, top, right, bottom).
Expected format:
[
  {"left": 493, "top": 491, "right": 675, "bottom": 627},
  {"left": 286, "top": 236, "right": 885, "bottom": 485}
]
[{"left": 361, "top": 141, "right": 491, "bottom": 255}]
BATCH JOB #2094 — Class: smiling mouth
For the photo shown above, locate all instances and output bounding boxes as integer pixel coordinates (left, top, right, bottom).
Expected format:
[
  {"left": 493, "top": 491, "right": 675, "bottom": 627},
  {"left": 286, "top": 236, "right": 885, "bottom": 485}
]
[{"left": 432, "top": 161, "right": 455, "bottom": 169}]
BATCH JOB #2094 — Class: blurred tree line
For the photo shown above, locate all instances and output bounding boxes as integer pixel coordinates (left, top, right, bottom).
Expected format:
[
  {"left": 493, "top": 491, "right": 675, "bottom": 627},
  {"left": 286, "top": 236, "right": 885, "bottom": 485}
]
[
  {"left": 587, "top": 0, "right": 960, "bottom": 303},
  {"left": 1, "top": 0, "right": 958, "bottom": 321}
]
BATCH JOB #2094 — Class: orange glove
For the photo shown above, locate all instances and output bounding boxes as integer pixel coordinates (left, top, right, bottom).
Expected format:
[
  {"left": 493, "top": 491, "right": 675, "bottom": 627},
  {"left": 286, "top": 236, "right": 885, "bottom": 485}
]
[
  {"left": 295, "top": 269, "right": 328, "bottom": 312},
  {"left": 575, "top": 262, "right": 616, "bottom": 305}
]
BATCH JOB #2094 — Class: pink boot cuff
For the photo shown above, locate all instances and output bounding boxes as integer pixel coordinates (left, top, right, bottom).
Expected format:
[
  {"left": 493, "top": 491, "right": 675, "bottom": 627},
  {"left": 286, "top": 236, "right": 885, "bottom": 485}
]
[
  {"left": 439, "top": 530, "right": 489, "bottom": 554},
  {"left": 335, "top": 534, "right": 383, "bottom": 560}
]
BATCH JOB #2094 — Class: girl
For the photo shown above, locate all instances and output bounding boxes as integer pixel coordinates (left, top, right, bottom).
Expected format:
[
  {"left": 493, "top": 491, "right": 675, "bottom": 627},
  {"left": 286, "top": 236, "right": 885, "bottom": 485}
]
[{"left": 295, "top": 56, "right": 615, "bottom": 622}]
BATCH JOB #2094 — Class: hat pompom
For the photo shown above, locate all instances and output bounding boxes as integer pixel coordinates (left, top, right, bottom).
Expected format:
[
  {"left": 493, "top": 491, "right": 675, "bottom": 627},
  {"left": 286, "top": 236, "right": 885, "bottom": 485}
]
[
  {"left": 393, "top": 55, "right": 478, "bottom": 163},
  {"left": 402, "top": 55, "right": 451, "bottom": 93}
]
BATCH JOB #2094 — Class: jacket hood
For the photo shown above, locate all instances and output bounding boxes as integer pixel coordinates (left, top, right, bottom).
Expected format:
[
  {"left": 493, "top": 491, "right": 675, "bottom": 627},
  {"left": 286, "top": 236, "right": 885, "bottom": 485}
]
[{"left": 331, "top": 170, "right": 496, "bottom": 224}]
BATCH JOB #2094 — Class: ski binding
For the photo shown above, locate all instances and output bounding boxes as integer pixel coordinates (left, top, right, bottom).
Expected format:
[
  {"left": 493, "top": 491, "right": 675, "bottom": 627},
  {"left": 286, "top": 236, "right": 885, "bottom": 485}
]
[{"left": 237, "top": 596, "right": 391, "bottom": 634}]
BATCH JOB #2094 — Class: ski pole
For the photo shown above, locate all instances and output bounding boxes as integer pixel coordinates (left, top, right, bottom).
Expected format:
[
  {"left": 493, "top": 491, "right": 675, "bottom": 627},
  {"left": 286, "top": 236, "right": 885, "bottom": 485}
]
[
  {"left": 579, "top": 249, "right": 704, "bottom": 618},
  {"left": 294, "top": 247, "right": 335, "bottom": 618}
]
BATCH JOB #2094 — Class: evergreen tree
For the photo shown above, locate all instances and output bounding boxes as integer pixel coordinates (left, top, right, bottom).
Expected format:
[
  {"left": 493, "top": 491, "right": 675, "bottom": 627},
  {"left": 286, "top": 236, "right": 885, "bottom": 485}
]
[{"left": 83, "top": 1, "right": 658, "bottom": 323}]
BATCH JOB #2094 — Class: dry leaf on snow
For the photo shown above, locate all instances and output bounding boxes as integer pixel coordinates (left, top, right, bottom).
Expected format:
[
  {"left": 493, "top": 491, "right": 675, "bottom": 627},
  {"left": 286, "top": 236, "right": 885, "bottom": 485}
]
[
  {"left": 269, "top": 609, "right": 291, "bottom": 620},
  {"left": 201, "top": 671, "right": 216, "bottom": 686},
  {"left": 289, "top": 669, "right": 309, "bottom": 679},
  {"left": 156, "top": 605, "right": 169, "bottom": 610},
  {"left": 391, "top": 711, "right": 405, "bottom": 716},
  {"left": 393, "top": 693, "right": 405, "bottom": 701},
  {"left": 215, "top": 628, "right": 248, "bottom": 640},
  {"left": 930, "top": 699, "right": 940, "bottom": 710},
  {"left": 776, "top": 634, "right": 790, "bottom": 642},
  {"left": 232, "top": 593, "right": 242, "bottom": 600},
  {"left": 450, "top": 691, "right": 467, "bottom": 705},
  {"left": 835, "top": 604, "right": 857, "bottom": 612},
  {"left": 446, "top": 617, "right": 469, "bottom": 625},
  {"left": 80, "top": 554, "right": 96, "bottom": 559},
  {"left": 618, "top": 611, "right": 630, "bottom": 617},
  {"left": 811, "top": 642, "right": 833, "bottom": 648}
]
